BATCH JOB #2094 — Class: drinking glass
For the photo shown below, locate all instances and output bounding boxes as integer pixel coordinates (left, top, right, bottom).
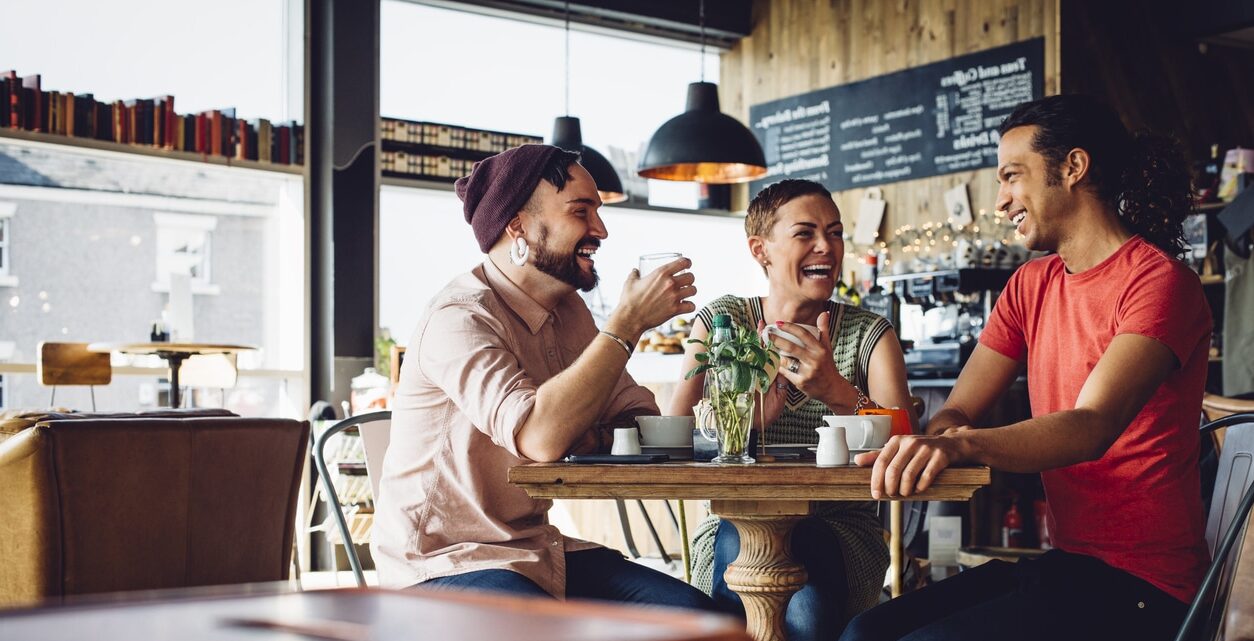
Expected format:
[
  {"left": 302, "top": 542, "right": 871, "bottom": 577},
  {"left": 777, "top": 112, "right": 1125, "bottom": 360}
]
[{"left": 638, "top": 252, "right": 683, "bottom": 276}]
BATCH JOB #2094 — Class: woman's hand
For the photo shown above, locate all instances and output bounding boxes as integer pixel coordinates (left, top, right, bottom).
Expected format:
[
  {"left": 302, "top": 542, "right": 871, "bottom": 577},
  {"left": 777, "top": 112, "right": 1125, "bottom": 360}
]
[
  {"left": 754, "top": 318, "right": 790, "bottom": 429},
  {"left": 771, "top": 311, "right": 859, "bottom": 411}
]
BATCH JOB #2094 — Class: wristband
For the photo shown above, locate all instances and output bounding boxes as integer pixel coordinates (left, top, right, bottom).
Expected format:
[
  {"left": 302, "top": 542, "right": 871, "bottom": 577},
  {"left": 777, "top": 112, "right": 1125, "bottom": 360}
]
[{"left": 599, "top": 330, "right": 634, "bottom": 356}]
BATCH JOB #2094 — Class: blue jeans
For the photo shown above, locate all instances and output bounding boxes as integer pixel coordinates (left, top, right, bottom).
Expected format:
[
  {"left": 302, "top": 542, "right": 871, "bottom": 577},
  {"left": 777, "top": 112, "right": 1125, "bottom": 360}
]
[
  {"left": 420, "top": 547, "right": 716, "bottom": 612},
  {"left": 839, "top": 550, "right": 1187, "bottom": 641},
  {"left": 712, "top": 518, "right": 850, "bottom": 641}
]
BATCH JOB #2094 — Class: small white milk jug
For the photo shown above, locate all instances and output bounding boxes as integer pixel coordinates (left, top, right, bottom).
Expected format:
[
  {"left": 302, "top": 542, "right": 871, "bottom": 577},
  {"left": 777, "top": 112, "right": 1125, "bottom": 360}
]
[{"left": 815, "top": 425, "right": 850, "bottom": 467}]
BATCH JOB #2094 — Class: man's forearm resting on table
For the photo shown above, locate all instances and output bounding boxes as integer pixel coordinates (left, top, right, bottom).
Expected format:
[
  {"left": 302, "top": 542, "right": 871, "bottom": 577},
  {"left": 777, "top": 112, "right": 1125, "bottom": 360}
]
[
  {"left": 516, "top": 333, "right": 636, "bottom": 462},
  {"left": 925, "top": 408, "right": 975, "bottom": 436},
  {"left": 949, "top": 407, "right": 1124, "bottom": 473}
]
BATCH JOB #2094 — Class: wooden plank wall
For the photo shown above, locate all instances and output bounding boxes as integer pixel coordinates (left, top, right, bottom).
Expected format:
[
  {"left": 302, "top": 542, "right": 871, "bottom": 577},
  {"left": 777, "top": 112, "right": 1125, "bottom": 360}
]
[
  {"left": 720, "top": 0, "right": 1060, "bottom": 257},
  {"left": 1060, "top": 0, "right": 1254, "bottom": 163}
]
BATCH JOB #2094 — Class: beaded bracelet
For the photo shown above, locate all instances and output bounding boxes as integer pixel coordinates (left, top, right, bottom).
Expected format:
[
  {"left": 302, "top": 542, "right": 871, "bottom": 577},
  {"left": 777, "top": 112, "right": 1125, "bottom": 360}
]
[{"left": 852, "top": 388, "right": 875, "bottom": 413}]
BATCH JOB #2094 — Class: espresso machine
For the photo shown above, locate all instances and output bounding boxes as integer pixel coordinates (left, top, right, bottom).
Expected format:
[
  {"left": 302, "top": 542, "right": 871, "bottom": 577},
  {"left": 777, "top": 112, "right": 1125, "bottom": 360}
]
[{"left": 873, "top": 268, "right": 1014, "bottom": 378}]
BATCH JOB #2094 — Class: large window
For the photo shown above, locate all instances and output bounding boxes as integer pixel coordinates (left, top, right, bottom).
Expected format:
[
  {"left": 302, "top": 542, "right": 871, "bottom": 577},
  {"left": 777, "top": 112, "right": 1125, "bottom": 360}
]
[
  {"left": 1, "top": 0, "right": 299, "bottom": 123},
  {"left": 378, "top": 3, "right": 760, "bottom": 379},
  {"left": 0, "top": 0, "right": 305, "bottom": 417},
  {"left": 380, "top": 1, "right": 720, "bottom": 209},
  {"left": 379, "top": 187, "right": 766, "bottom": 368}
]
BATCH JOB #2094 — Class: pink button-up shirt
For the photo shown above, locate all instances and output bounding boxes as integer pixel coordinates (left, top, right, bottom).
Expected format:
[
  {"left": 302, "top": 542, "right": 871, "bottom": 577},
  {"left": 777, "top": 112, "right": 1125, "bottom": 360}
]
[{"left": 372, "top": 259, "right": 658, "bottom": 595}]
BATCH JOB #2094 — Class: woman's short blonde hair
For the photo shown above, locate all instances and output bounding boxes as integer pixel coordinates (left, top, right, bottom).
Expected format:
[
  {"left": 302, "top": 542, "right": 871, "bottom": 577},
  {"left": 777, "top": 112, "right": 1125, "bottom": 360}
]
[{"left": 744, "top": 179, "right": 834, "bottom": 239}]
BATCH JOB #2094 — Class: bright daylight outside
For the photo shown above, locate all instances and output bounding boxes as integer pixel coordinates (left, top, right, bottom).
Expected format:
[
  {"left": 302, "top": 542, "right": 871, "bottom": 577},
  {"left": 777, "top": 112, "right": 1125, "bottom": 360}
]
[{"left": 0, "top": 0, "right": 304, "bottom": 416}]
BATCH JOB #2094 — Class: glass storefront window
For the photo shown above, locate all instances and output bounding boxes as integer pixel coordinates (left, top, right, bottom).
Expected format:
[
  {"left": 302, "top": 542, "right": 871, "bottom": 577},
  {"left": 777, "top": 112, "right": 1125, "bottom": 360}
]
[
  {"left": 0, "top": 0, "right": 304, "bottom": 417},
  {"left": 380, "top": 0, "right": 719, "bottom": 209}
]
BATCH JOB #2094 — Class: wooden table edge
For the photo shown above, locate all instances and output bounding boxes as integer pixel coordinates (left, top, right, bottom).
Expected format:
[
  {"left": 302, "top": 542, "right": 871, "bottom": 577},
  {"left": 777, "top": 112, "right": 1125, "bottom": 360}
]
[{"left": 509, "top": 464, "right": 990, "bottom": 502}]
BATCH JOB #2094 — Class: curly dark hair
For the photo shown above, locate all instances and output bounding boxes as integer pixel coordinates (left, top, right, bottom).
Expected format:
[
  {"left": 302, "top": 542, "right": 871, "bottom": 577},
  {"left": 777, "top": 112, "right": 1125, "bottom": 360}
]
[
  {"left": 522, "top": 148, "right": 582, "bottom": 213},
  {"left": 999, "top": 95, "right": 1193, "bottom": 260}
]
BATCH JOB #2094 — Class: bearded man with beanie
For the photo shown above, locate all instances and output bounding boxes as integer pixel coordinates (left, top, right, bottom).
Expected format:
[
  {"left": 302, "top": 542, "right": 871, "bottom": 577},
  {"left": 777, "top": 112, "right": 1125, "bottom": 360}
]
[{"left": 373, "top": 144, "right": 712, "bottom": 608}]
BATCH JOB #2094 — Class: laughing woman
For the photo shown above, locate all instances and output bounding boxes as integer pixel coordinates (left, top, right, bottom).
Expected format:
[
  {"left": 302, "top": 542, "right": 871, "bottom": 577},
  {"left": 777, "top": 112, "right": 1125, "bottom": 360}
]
[{"left": 668, "top": 179, "right": 916, "bottom": 640}]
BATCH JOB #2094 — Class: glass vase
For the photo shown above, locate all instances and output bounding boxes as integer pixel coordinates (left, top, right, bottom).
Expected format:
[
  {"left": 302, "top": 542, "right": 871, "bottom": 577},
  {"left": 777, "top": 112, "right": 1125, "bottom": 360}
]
[{"left": 706, "top": 376, "right": 755, "bottom": 464}]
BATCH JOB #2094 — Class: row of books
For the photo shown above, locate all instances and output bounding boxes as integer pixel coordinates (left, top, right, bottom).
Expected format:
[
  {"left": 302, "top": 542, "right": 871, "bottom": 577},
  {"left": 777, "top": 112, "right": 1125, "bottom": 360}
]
[
  {"left": 1, "top": 71, "right": 304, "bottom": 166},
  {"left": 381, "top": 117, "right": 540, "bottom": 155}
]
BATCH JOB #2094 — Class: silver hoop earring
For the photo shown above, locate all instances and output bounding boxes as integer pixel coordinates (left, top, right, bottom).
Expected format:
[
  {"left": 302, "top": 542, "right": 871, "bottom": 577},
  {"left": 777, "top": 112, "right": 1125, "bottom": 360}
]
[{"left": 509, "top": 237, "right": 529, "bottom": 266}]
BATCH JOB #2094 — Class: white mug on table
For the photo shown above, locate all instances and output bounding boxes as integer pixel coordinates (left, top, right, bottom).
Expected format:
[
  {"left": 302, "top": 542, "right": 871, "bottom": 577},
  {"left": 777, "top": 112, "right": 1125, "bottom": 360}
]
[{"left": 822, "top": 414, "right": 892, "bottom": 450}]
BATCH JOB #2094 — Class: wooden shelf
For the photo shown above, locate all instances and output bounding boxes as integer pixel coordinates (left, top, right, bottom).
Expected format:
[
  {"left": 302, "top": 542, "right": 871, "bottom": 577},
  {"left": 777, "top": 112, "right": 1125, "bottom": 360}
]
[
  {"left": 0, "top": 127, "right": 304, "bottom": 176},
  {"left": 380, "top": 174, "right": 455, "bottom": 191}
]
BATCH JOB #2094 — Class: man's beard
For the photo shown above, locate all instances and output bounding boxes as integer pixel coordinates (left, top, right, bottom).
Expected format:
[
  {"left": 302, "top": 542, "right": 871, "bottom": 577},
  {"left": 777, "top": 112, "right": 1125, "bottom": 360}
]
[{"left": 531, "top": 223, "right": 599, "bottom": 292}]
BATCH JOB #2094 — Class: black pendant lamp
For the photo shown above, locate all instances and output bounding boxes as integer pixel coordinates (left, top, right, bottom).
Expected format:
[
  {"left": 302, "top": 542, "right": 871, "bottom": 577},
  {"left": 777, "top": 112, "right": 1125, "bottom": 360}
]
[
  {"left": 551, "top": 116, "right": 626, "bottom": 203},
  {"left": 637, "top": 0, "right": 766, "bottom": 184},
  {"left": 548, "top": 1, "right": 627, "bottom": 204}
]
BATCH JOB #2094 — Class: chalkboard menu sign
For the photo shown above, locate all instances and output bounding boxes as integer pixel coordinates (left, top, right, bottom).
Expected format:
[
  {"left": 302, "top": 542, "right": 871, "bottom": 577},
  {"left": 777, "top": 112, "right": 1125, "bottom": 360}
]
[{"left": 748, "top": 38, "right": 1044, "bottom": 194}]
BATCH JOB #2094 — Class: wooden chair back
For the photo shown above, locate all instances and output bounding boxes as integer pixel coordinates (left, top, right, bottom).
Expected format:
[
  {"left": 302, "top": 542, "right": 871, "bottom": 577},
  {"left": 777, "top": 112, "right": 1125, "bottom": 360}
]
[
  {"left": 37, "top": 342, "right": 111, "bottom": 386},
  {"left": 1204, "top": 394, "right": 1254, "bottom": 451}
]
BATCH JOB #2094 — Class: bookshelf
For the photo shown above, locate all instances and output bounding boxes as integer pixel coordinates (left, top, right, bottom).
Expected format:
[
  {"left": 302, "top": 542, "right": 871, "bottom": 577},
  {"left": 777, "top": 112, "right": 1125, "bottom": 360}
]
[
  {"left": 379, "top": 173, "right": 742, "bottom": 219},
  {"left": 0, "top": 128, "right": 303, "bottom": 177},
  {"left": 4, "top": 126, "right": 740, "bottom": 218}
]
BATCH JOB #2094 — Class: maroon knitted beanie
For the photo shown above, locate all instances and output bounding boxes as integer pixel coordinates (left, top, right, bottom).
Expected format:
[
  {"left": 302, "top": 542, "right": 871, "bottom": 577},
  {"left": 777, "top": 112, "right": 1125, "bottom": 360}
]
[{"left": 455, "top": 144, "right": 562, "bottom": 253}]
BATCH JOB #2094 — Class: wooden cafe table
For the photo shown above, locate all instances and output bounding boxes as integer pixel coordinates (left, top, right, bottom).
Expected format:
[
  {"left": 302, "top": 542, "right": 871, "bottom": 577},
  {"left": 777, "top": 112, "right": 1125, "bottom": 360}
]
[
  {"left": 87, "top": 342, "right": 255, "bottom": 408},
  {"left": 511, "top": 461, "right": 990, "bottom": 641},
  {"left": 0, "top": 586, "right": 751, "bottom": 641}
]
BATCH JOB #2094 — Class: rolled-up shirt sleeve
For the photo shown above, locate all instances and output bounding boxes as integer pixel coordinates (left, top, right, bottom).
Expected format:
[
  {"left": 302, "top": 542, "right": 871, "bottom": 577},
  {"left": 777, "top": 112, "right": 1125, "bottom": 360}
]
[
  {"left": 416, "top": 301, "right": 536, "bottom": 458},
  {"left": 603, "top": 370, "right": 660, "bottom": 422}
]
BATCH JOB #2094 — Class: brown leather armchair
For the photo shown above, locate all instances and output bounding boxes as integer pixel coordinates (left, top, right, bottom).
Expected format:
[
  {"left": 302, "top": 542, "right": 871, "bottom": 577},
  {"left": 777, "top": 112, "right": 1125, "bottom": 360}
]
[{"left": 0, "top": 412, "right": 308, "bottom": 607}]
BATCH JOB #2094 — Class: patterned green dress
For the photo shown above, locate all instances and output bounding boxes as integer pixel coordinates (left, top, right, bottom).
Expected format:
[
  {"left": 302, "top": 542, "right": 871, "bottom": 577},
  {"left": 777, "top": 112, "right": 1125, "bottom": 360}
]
[{"left": 690, "top": 294, "right": 893, "bottom": 618}]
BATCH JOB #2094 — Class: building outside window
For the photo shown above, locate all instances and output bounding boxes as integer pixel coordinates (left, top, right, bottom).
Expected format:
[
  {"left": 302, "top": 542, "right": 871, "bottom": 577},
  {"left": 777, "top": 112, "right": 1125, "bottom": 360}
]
[
  {"left": 0, "top": 203, "right": 14, "bottom": 286},
  {"left": 154, "top": 213, "right": 218, "bottom": 295}
]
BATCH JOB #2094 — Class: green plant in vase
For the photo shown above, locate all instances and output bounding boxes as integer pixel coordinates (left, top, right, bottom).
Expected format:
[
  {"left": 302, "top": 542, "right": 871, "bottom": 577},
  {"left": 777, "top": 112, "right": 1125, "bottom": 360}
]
[{"left": 686, "top": 315, "right": 779, "bottom": 464}]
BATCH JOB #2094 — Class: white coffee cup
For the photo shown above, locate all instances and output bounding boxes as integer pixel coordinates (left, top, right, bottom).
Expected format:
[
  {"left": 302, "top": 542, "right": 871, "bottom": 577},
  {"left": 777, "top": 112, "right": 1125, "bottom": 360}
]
[
  {"left": 761, "top": 323, "right": 820, "bottom": 348},
  {"left": 815, "top": 425, "right": 849, "bottom": 467},
  {"left": 636, "top": 416, "right": 695, "bottom": 447},
  {"left": 822, "top": 414, "right": 893, "bottom": 450},
  {"left": 611, "top": 427, "right": 642, "bottom": 455}
]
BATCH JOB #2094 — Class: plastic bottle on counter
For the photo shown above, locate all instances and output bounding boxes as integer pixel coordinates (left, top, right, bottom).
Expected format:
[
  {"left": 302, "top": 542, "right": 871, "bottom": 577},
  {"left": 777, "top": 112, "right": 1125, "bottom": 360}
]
[
  {"left": 1035, "top": 499, "right": 1053, "bottom": 550},
  {"left": 1002, "top": 496, "right": 1023, "bottom": 548}
]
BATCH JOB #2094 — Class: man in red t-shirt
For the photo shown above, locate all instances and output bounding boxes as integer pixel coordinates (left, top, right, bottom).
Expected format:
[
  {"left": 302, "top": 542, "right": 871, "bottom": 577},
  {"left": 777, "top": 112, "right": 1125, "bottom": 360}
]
[{"left": 840, "top": 95, "right": 1212, "bottom": 641}]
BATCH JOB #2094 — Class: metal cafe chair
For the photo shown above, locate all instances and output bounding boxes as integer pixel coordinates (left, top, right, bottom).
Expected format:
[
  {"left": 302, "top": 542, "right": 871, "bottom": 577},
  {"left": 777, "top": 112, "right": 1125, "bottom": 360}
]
[
  {"left": 1175, "top": 413, "right": 1254, "bottom": 641},
  {"left": 312, "top": 410, "right": 392, "bottom": 588},
  {"left": 615, "top": 499, "right": 680, "bottom": 566}
]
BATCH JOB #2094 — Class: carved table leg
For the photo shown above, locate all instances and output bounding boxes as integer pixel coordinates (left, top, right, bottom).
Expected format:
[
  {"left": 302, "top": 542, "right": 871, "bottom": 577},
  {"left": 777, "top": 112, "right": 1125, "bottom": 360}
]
[{"left": 711, "top": 500, "right": 811, "bottom": 641}]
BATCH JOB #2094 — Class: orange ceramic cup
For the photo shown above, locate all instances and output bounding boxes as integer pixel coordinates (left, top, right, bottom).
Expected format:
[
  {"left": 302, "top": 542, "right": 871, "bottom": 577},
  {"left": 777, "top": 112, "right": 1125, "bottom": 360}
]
[{"left": 858, "top": 406, "right": 913, "bottom": 437}]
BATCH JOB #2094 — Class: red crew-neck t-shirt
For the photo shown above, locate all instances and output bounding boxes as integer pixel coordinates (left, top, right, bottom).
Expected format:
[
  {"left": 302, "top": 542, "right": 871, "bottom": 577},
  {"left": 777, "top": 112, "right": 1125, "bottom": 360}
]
[{"left": 979, "top": 235, "right": 1212, "bottom": 603}]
